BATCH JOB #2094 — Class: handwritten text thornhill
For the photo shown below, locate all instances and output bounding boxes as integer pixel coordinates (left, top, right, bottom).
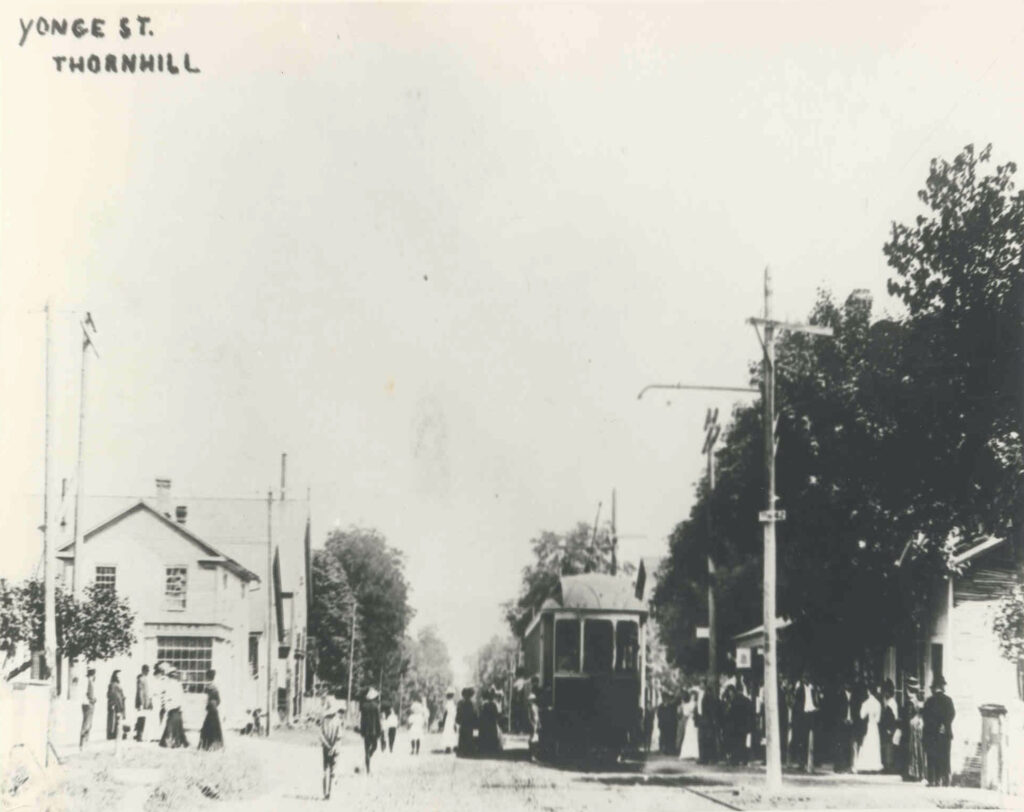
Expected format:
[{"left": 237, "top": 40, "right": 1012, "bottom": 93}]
[{"left": 19, "top": 16, "right": 201, "bottom": 75}]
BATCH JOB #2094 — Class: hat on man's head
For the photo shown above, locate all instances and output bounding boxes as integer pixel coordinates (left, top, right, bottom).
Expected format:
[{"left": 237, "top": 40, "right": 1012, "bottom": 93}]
[
  {"left": 365, "top": 687, "right": 379, "bottom": 701},
  {"left": 931, "top": 675, "right": 946, "bottom": 689},
  {"left": 446, "top": 687, "right": 455, "bottom": 697},
  {"left": 904, "top": 675, "right": 919, "bottom": 691},
  {"left": 462, "top": 687, "right": 475, "bottom": 698}
]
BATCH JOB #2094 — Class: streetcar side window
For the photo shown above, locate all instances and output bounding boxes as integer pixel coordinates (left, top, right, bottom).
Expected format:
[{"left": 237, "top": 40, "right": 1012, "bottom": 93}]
[
  {"left": 583, "top": 619, "right": 613, "bottom": 674},
  {"left": 555, "top": 619, "right": 581, "bottom": 673},
  {"left": 615, "top": 620, "right": 639, "bottom": 672}
]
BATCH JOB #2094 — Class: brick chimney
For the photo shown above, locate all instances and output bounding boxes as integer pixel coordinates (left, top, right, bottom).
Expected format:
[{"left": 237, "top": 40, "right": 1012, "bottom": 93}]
[
  {"left": 155, "top": 478, "right": 171, "bottom": 518},
  {"left": 175, "top": 505, "right": 187, "bottom": 525}
]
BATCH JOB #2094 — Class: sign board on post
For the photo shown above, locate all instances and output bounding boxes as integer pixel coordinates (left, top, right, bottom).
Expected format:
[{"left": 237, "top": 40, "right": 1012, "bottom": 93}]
[
  {"left": 695, "top": 627, "right": 709, "bottom": 639},
  {"left": 758, "top": 509, "right": 786, "bottom": 523},
  {"left": 736, "top": 647, "right": 752, "bottom": 669}
]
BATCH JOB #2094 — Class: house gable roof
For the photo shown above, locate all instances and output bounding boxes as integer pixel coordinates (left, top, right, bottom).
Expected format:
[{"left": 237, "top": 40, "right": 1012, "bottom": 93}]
[{"left": 58, "top": 501, "right": 259, "bottom": 583}]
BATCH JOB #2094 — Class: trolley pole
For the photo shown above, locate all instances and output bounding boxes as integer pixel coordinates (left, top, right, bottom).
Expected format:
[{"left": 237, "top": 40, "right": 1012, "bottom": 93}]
[{"left": 747, "top": 266, "right": 833, "bottom": 791}]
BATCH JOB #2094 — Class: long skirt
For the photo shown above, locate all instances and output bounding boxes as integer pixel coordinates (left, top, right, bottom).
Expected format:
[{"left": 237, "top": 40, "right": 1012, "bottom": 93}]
[
  {"left": 904, "top": 720, "right": 926, "bottom": 781},
  {"left": 457, "top": 725, "right": 475, "bottom": 757},
  {"left": 199, "top": 708, "right": 224, "bottom": 751},
  {"left": 159, "top": 708, "right": 190, "bottom": 748},
  {"left": 106, "top": 705, "right": 123, "bottom": 740}
]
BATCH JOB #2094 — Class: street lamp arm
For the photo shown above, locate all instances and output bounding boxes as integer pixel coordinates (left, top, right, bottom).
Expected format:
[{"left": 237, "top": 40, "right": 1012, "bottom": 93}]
[{"left": 637, "top": 383, "right": 760, "bottom": 400}]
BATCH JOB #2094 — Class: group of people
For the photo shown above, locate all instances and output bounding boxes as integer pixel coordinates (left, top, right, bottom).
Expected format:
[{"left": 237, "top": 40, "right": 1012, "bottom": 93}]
[
  {"left": 648, "top": 670, "right": 957, "bottom": 787},
  {"left": 440, "top": 686, "right": 508, "bottom": 757},
  {"left": 78, "top": 663, "right": 223, "bottom": 753},
  {"left": 651, "top": 680, "right": 756, "bottom": 765},
  {"left": 317, "top": 687, "right": 433, "bottom": 799}
]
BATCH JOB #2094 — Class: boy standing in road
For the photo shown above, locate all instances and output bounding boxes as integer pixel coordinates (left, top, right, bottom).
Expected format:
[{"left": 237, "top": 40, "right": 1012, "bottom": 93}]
[{"left": 319, "top": 699, "right": 342, "bottom": 799}]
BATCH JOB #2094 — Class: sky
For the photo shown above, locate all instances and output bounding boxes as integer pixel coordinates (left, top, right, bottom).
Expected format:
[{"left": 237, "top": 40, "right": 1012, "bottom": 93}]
[{"left": 3, "top": 0, "right": 1024, "bottom": 683}]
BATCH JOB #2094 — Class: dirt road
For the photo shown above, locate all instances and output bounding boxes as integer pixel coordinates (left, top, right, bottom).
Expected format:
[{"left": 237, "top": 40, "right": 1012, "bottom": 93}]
[{"left": 217, "top": 732, "right": 728, "bottom": 812}]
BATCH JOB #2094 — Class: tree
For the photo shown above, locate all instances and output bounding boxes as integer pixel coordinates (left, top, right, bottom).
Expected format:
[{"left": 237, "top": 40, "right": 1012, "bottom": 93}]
[
  {"left": 403, "top": 625, "right": 454, "bottom": 724},
  {"left": 2, "top": 579, "right": 136, "bottom": 680},
  {"left": 469, "top": 635, "right": 517, "bottom": 697},
  {"left": 309, "top": 548, "right": 361, "bottom": 692},
  {"left": 654, "top": 288, "right": 923, "bottom": 679},
  {"left": 884, "top": 143, "right": 1024, "bottom": 561},
  {"left": 504, "top": 521, "right": 634, "bottom": 638},
  {"left": 320, "top": 527, "right": 412, "bottom": 697}
]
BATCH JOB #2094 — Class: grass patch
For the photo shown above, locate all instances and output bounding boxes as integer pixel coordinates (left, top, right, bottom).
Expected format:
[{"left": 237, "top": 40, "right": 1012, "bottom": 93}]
[{"left": 144, "top": 749, "right": 264, "bottom": 811}]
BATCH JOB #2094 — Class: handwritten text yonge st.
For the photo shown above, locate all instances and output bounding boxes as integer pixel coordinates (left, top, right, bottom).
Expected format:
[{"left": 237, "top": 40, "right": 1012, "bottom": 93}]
[{"left": 19, "top": 16, "right": 200, "bottom": 74}]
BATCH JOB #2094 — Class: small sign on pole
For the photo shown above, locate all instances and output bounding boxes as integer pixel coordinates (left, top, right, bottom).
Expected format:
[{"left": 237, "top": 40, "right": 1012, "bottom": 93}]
[
  {"left": 695, "top": 626, "right": 709, "bottom": 639},
  {"left": 758, "top": 509, "right": 786, "bottom": 523},
  {"left": 736, "top": 647, "right": 752, "bottom": 669}
]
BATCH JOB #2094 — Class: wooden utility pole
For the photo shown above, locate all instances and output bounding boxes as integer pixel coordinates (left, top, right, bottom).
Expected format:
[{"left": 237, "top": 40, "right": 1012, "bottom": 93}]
[
  {"left": 68, "top": 314, "right": 97, "bottom": 697},
  {"left": 346, "top": 602, "right": 356, "bottom": 722},
  {"left": 702, "top": 409, "right": 721, "bottom": 691},
  {"left": 266, "top": 490, "right": 274, "bottom": 736},
  {"left": 747, "top": 267, "right": 833, "bottom": 791},
  {"left": 42, "top": 301, "right": 57, "bottom": 765}
]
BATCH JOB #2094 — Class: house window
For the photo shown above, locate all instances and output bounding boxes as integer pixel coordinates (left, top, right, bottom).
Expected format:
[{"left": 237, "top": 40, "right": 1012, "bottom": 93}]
[
  {"left": 95, "top": 566, "right": 116, "bottom": 594},
  {"left": 249, "top": 633, "right": 259, "bottom": 678},
  {"left": 164, "top": 567, "right": 187, "bottom": 610},
  {"left": 156, "top": 636, "right": 212, "bottom": 693}
]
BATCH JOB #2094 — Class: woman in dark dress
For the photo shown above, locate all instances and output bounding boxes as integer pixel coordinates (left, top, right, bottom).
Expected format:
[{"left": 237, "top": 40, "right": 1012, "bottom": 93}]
[
  {"left": 477, "top": 689, "right": 503, "bottom": 755},
  {"left": 106, "top": 671, "right": 126, "bottom": 740},
  {"left": 198, "top": 669, "right": 224, "bottom": 751},
  {"left": 455, "top": 688, "right": 478, "bottom": 757}
]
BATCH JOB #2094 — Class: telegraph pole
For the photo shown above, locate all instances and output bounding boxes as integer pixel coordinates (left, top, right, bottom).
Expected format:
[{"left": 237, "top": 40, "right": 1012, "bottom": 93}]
[
  {"left": 346, "top": 602, "right": 356, "bottom": 723},
  {"left": 42, "top": 301, "right": 57, "bottom": 765},
  {"left": 702, "top": 409, "right": 721, "bottom": 690},
  {"left": 747, "top": 267, "right": 833, "bottom": 790},
  {"left": 68, "top": 314, "right": 98, "bottom": 697},
  {"left": 266, "top": 490, "right": 274, "bottom": 736}
]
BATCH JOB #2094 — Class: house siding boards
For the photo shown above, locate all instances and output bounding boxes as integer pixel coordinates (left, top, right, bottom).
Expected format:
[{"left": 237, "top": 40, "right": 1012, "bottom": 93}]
[
  {"left": 911, "top": 540, "right": 1022, "bottom": 783},
  {"left": 58, "top": 504, "right": 254, "bottom": 732}
]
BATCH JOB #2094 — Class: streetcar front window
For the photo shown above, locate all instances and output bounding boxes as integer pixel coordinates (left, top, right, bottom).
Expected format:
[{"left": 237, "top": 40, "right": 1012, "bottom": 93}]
[
  {"left": 583, "top": 619, "right": 613, "bottom": 673},
  {"left": 615, "top": 620, "right": 639, "bottom": 672},
  {"left": 555, "top": 619, "right": 581, "bottom": 673}
]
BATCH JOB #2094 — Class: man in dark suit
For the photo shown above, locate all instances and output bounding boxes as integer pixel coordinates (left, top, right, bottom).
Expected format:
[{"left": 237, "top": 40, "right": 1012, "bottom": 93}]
[
  {"left": 698, "top": 680, "right": 719, "bottom": 764},
  {"left": 921, "top": 676, "right": 955, "bottom": 787},
  {"left": 833, "top": 679, "right": 855, "bottom": 772},
  {"left": 792, "top": 672, "right": 821, "bottom": 772}
]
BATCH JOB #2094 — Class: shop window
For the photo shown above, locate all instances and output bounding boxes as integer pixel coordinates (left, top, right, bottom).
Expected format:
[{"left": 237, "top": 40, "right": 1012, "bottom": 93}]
[{"left": 156, "top": 636, "right": 212, "bottom": 693}]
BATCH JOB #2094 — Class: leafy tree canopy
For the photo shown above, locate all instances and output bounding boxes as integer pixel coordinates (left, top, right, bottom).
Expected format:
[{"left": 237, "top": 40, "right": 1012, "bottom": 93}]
[
  {"left": 504, "top": 521, "right": 634, "bottom": 638},
  {"left": 2, "top": 579, "right": 136, "bottom": 679},
  {"left": 403, "top": 625, "right": 454, "bottom": 723},
  {"left": 320, "top": 527, "right": 412, "bottom": 697}
]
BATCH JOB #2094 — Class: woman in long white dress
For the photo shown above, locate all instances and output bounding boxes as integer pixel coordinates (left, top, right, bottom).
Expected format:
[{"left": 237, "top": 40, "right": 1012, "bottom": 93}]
[
  {"left": 440, "top": 689, "right": 458, "bottom": 753},
  {"left": 854, "top": 686, "right": 884, "bottom": 772},
  {"left": 678, "top": 689, "right": 700, "bottom": 760}
]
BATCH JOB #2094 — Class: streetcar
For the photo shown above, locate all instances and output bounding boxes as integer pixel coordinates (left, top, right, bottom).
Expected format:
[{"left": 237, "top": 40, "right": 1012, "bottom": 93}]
[{"left": 521, "top": 573, "right": 648, "bottom": 761}]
